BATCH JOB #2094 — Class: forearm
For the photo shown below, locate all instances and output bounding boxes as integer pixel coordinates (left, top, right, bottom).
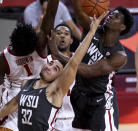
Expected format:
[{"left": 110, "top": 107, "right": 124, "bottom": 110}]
[
  {"left": 71, "top": 0, "right": 91, "bottom": 32},
  {"left": 71, "top": 31, "right": 96, "bottom": 66},
  {"left": 38, "top": 0, "right": 59, "bottom": 51},
  {"left": 77, "top": 60, "right": 108, "bottom": 77},
  {"left": 0, "top": 96, "right": 18, "bottom": 118},
  {"left": 78, "top": 51, "right": 127, "bottom": 78},
  {"left": 41, "top": 0, "right": 59, "bottom": 34}
]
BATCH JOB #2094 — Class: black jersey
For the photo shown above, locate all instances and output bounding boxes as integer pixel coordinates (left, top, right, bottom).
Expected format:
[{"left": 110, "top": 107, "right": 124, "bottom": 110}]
[
  {"left": 75, "top": 26, "right": 125, "bottom": 94},
  {"left": 18, "top": 79, "right": 59, "bottom": 131}
]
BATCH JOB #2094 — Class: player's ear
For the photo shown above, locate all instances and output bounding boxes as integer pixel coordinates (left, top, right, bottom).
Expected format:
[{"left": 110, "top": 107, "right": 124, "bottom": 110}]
[
  {"left": 70, "top": 38, "right": 73, "bottom": 45},
  {"left": 120, "top": 24, "right": 126, "bottom": 32}
]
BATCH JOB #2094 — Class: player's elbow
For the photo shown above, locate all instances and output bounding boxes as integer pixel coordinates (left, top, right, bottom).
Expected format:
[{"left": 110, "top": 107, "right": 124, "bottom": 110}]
[
  {"left": 68, "top": 60, "right": 78, "bottom": 72},
  {"left": 118, "top": 55, "right": 127, "bottom": 70}
]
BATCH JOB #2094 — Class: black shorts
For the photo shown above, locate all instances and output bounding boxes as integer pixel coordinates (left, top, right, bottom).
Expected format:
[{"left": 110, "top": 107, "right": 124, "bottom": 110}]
[{"left": 70, "top": 88, "right": 119, "bottom": 131}]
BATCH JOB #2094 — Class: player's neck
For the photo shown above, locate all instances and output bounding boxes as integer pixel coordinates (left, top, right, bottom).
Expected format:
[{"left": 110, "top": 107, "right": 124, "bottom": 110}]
[
  {"left": 102, "top": 30, "right": 120, "bottom": 47},
  {"left": 34, "top": 79, "right": 49, "bottom": 89}
]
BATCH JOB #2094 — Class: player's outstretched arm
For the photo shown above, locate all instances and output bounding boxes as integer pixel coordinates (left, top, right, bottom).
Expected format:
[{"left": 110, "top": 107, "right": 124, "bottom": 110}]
[
  {"left": 37, "top": 0, "right": 59, "bottom": 52},
  {"left": 0, "top": 80, "right": 27, "bottom": 118},
  {"left": 77, "top": 51, "right": 127, "bottom": 77},
  {"left": 50, "top": 13, "right": 107, "bottom": 97},
  {"left": 0, "top": 95, "right": 18, "bottom": 118},
  {"left": 72, "top": 0, "right": 91, "bottom": 35}
]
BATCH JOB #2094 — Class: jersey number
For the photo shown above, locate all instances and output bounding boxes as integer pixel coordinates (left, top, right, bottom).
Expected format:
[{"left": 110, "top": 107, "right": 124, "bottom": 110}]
[
  {"left": 22, "top": 109, "right": 32, "bottom": 125},
  {"left": 24, "top": 64, "right": 33, "bottom": 76}
]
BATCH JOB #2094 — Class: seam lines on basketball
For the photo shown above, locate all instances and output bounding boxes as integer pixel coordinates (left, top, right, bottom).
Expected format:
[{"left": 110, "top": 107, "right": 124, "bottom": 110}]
[
  {"left": 96, "top": 0, "right": 109, "bottom": 3},
  {"left": 82, "top": 0, "right": 97, "bottom": 16},
  {"left": 82, "top": 0, "right": 109, "bottom": 17},
  {"left": 88, "top": 0, "right": 109, "bottom": 10},
  {"left": 89, "top": 2, "right": 97, "bottom": 16}
]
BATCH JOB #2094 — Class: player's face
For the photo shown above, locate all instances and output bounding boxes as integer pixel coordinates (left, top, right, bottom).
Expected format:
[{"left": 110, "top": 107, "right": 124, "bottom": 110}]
[
  {"left": 40, "top": 60, "right": 63, "bottom": 82},
  {"left": 104, "top": 10, "right": 125, "bottom": 31},
  {"left": 55, "top": 26, "right": 73, "bottom": 52}
]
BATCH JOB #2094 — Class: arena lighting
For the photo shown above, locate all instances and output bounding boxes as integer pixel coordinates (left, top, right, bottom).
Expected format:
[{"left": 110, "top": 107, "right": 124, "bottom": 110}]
[
  {"left": 0, "top": 0, "right": 3, "bottom": 4},
  {"left": 127, "top": 8, "right": 138, "bottom": 14},
  {"left": 110, "top": 8, "right": 138, "bottom": 14}
]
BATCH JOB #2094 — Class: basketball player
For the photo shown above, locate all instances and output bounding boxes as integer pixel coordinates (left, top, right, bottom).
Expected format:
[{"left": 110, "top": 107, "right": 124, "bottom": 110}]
[
  {"left": 0, "top": 13, "right": 106, "bottom": 131},
  {"left": 0, "top": 0, "right": 60, "bottom": 130},
  {"left": 50, "top": 0, "right": 134, "bottom": 130},
  {"left": 69, "top": 1, "right": 134, "bottom": 131},
  {"left": 47, "top": 23, "right": 75, "bottom": 131}
]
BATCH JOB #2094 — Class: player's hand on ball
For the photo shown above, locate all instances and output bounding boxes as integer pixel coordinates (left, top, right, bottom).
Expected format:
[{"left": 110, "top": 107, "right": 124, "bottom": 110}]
[{"left": 90, "top": 11, "right": 109, "bottom": 31}]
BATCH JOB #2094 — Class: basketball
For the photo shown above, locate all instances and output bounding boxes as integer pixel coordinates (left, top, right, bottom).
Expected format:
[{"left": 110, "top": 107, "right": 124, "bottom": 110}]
[{"left": 81, "top": 0, "right": 110, "bottom": 17}]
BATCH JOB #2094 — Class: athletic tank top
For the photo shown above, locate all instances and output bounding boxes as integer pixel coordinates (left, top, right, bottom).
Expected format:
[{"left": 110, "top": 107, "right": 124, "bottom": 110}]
[
  {"left": 18, "top": 79, "right": 59, "bottom": 131},
  {"left": 75, "top": 26, "right": 125, "bottom": 94},
  {"left": 1, "top": 46, "right": 47, "bottom": 89}
]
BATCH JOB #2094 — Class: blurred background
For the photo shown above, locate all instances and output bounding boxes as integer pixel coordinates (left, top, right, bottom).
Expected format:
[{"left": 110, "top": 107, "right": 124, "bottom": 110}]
[{"left": 0, "top": 0, "right": 138, "bottom": 130}]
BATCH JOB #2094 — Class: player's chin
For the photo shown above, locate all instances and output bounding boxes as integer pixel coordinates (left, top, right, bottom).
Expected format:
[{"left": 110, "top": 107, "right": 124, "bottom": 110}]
[
  {"left": 45, "top": 77, "right": 55, "bottom": 83},
  {"left": 40, "top": 72, "right": 49, "bottom": 80},
  {"left": 59, "top": 47, "right": 67, "bottom": 52},
  {"left": 104, "top": 22, "right": 111, "bottom": 28}
]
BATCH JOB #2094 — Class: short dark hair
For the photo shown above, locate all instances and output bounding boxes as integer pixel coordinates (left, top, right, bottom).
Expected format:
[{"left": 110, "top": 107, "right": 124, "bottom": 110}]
[
  {"left": 115, "top": 6, "right": 134, "bottom": 35},
  {"left": 54, "top": 23, "right": 73, "bottom": 38},
  {"left": 39, "top": 0, "right": 47, "bottom": 5},
  {"left": 10, "top": 23, "right": 37, "bottom": 56}
]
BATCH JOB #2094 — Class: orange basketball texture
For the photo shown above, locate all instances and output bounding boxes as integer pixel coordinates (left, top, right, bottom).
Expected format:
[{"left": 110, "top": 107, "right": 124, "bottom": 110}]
[{"left": 81, "top": 0, "right": 110, "bottom": 17}]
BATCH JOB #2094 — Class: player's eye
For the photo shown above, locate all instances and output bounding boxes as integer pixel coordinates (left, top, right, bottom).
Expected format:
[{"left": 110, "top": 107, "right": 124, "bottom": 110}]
[
  {"left": 54, "top": 65, "right": 60, "bottom": 72},
  {"left": 56, "top": 31, "right": 61, "bottom": 35},
  {"left": 65, "top": 32, "right": 69, "bottom": 36},
  {"left": 48, "top": 61, "right": 54, "bottom": 66}
]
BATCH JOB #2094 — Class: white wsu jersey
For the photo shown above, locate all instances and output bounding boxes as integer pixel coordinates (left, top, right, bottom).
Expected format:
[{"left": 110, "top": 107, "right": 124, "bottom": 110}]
[
  {"left": 0, "top": 46, "right": 47, "bottom": 131},
  {"left": 46, "top": 55, "right": 75, "bottom": 119}
]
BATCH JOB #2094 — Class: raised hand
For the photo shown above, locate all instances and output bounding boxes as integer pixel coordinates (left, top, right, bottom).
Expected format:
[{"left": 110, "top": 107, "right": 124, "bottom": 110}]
[{"left": 90, "top": 11, "right": 109, "bottom": 31}]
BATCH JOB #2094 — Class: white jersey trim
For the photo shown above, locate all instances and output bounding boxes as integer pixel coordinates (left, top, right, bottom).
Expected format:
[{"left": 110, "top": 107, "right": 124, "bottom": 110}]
[{"left": 47, "top": 108, "right": 59, "bottom": 131}]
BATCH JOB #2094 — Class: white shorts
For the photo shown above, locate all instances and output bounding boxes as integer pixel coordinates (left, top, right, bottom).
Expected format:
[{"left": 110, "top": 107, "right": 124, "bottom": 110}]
[{"left": 53, "top": 118, "right": 74, "bottom": 131}]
